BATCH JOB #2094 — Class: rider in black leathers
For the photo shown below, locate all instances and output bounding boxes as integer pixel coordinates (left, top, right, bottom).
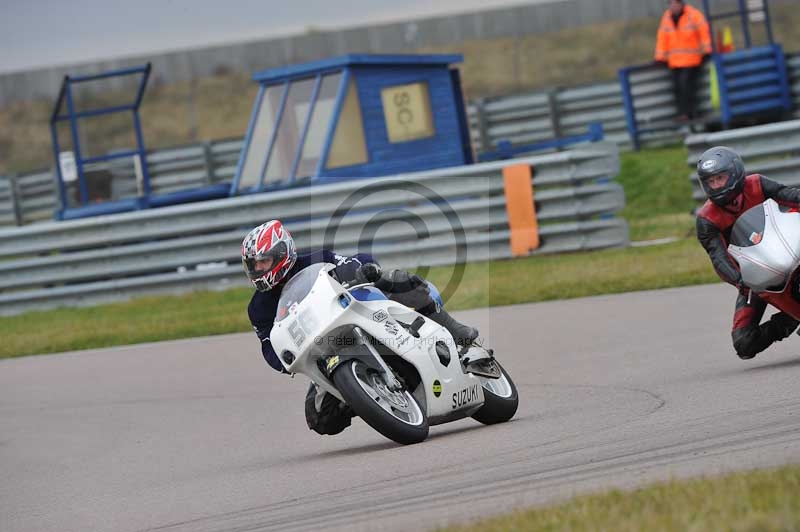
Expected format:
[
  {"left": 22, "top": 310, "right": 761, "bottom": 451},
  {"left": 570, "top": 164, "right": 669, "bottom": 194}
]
[{"left": 242, "top": 220, "right": 479, "bottom": 435}]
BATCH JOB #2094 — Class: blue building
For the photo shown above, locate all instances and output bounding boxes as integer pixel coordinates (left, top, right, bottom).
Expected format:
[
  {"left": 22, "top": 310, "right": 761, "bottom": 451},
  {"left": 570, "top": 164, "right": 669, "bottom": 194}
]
[{"left": 231, "top": 54, "right": 474, "bottom": 195}]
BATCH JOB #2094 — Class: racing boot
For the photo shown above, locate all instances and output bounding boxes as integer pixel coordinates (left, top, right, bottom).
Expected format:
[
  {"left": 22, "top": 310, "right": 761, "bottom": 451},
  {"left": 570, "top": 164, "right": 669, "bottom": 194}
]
[
  {"left": 735, "top": 312, "right": 799, "bottom": 360},
  {"left": 768, "top": 312, "right": 799, "bottom": 340},
  {"left": 426, "top": 306, "right": 479, "bottom": 353}
]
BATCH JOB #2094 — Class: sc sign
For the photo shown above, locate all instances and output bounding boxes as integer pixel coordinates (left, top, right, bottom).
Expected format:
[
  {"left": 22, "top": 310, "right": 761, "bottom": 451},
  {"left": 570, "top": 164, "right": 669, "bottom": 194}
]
[{"left": 380, "top": 82, "right": 435, "bottom": 143}]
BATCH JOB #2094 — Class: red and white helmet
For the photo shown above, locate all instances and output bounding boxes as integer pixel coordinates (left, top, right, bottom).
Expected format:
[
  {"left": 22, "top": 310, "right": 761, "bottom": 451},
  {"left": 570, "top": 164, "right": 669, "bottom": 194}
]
[{"left": 241, "top": 220, "right": 298, "bottom": 292}]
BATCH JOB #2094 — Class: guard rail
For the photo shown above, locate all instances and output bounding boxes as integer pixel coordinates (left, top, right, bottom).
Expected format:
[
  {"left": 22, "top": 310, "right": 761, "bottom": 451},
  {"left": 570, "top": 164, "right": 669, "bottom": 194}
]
[
  {"left": 0, "top": 177, "right": 17, "bottom": 226},
  {"left": 0, "top": 138, "right": 243, "bottom": 228},
  {"left": 0, "top": 143, "right": 627, "bottom": 315},
  {"left": 472, "top": 50, "right": 800, "bottom": 155},
  {"left": 685, "top": 119, "right": 800, "bottom": 202}
]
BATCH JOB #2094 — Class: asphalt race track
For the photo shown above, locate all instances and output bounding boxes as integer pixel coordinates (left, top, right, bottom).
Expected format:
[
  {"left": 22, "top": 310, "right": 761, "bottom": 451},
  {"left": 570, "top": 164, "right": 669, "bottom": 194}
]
[{"left": 3, "top": 283, "right": 800, "bottom": 532}]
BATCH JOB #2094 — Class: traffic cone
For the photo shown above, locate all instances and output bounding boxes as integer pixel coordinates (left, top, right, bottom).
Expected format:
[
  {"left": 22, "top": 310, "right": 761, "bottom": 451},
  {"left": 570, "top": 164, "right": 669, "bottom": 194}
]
[{"left": 720, "top": 26, "right": 734, "bottom": 53}]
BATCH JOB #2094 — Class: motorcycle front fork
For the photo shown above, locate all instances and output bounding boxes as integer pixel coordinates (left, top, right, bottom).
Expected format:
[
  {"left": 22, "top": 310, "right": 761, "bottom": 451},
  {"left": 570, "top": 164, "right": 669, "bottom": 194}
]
[{"left": 352, "top": 326, "right": 403, "bottom": 391}]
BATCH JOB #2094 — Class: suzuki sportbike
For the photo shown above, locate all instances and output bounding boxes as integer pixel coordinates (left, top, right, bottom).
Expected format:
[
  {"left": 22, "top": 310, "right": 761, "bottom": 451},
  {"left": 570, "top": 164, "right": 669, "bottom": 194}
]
[{"left": 270, "top": 263, "right": 519, "bottom": 445}]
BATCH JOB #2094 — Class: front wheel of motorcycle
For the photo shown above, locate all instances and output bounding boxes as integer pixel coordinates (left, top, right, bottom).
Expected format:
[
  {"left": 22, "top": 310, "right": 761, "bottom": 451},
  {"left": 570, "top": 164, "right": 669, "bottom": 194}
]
[
  {"left": 471, "top": 360, "right": 519, "bottom": 425},
  {"left": 333, "top": 359, "right": 429, "bottom": 445}
]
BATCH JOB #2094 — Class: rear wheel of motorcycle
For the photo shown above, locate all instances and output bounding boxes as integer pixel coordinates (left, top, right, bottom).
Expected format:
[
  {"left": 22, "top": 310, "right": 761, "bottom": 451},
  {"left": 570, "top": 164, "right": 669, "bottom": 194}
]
[
  {"left": 333, "top": 359, "right": 429, "bottom": 445},
  {"left": 471, "top": 360, "right": 519, "bottom": 425}
]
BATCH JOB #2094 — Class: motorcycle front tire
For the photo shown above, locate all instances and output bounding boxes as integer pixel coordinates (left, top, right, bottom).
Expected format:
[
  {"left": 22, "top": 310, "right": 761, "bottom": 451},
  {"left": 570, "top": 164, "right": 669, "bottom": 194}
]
[{"left": 333, "top": 359, "right": 429, "bottom": 445}]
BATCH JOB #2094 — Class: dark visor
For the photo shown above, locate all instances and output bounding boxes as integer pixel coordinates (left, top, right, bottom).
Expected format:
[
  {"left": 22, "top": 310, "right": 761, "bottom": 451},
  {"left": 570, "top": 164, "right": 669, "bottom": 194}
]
[{"left": 244, "top": 242, "right": 287, "bottom": 276}]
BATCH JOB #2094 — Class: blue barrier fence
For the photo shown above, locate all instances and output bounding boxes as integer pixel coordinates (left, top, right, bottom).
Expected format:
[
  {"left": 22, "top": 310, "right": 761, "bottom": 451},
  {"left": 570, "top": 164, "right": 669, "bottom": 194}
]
[
  {"left": 714, "top": 44, "right": 792, "bottom": 126},
  {"left": 620, "top": 44, "right": 793, "bottom": 150}
]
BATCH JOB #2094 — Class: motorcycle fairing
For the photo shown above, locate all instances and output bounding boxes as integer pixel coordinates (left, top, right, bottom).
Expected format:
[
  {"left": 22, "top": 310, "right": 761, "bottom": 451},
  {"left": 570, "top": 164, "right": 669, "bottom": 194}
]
[
  {"left": 270, "top": 264, "right": 485, "bottom": 422},
  {"left": 758, "top": 269, "right": 800, "bottom": 320},
  {"left": 728, "top": 199, "right": 800, "bottom": 293}
]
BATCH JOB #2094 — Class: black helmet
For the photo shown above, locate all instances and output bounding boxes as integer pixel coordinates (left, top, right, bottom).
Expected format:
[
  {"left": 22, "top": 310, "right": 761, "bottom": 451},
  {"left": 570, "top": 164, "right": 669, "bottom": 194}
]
[{"left": 697, "top": 146, "right": 746, "bottom": 207}]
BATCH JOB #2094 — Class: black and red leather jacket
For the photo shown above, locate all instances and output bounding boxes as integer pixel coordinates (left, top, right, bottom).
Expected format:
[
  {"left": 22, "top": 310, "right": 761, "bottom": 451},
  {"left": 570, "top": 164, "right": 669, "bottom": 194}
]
[{"left": 696, "top": 174, "right": 800, "bottom": 287}]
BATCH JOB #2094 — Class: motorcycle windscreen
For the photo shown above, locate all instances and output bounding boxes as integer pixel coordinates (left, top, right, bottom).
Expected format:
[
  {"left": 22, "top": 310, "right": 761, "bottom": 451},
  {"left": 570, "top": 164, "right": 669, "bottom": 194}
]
[
  {"left": 729, "top": 203, "right": 766, "bottom": 248},
  {"left": 275, "top": 263, "right": 329, "bottom": 322},
  {"left": 728, "top": 200, "right": 800, "bottom": 292}
]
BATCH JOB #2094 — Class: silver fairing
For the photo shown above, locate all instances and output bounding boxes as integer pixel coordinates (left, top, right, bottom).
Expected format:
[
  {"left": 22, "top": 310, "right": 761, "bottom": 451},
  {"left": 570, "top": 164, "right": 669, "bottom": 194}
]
[{"left": 728, "top": 199, "right": 800, "bottom": 293}]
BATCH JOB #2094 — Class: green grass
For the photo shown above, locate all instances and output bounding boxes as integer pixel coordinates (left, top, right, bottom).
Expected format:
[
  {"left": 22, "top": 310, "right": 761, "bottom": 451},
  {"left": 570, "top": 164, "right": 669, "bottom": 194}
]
[
  {"left": 616, "top": 144, "right": 696, "bottom": 241},
  {"left": 617, "top": 146, "right": 694, "bottom": 219},
  {"left": 442, "top": 465, "right": 800, "bottom": 532},
  {"left": 0, "top": 288, "right": 254, "bottom": 359},
  {"left": 429, "top": 237, "right": 713, "bottom": 311}
]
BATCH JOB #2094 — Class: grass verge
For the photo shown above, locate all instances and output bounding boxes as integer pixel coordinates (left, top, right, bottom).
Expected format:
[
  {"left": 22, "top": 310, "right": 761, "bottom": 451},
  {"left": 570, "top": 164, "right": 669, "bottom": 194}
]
[
  {"left": 441, "top": 465, "right": 800, "bottom": 532},
  {"left": 0, "top": 236, "right": 716, "bottom": 360}
]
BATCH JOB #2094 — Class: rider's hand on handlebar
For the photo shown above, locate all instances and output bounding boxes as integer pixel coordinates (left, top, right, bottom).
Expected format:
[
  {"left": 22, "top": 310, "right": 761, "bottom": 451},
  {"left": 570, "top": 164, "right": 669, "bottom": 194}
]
[{"left": 354, "top": 263, "right": 383, "bottom": 284}]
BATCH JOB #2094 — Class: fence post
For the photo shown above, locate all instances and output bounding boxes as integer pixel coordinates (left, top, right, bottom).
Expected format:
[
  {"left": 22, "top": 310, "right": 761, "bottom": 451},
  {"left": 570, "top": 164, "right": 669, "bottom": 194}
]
[
  {"left": 618, "top": 67, "right": 641, "bottom": 151},
  {"left": 475, "top": 98, "right": 491, "bottom": 152},
  {"left": 202, "top": 141, "right": 215, "bottom": 185},
  {"left": 9, "top": 174, "right": 23, "bottom": 226},
  {"left": 547, "top": 88, "right": 563, "bottom": 145}
]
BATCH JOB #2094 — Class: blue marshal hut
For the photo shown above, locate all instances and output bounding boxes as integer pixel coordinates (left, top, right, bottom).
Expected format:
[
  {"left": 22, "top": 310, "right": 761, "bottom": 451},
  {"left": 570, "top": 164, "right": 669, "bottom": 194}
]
[{"left": 231, "top": 54, "right": 474, "bottom": 195}]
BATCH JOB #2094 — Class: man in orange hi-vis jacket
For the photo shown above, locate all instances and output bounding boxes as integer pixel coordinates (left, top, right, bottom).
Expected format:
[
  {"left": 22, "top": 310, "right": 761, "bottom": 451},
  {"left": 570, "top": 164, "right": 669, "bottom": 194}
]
[{"left": 655, "top": 0, "right": 712, "bottom": 122}]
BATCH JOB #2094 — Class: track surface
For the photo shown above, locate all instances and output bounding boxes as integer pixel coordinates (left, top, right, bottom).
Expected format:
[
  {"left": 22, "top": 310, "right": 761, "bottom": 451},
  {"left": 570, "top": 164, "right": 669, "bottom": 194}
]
[{"left": 3, "top": 283, "right": 800, "bottom": 532}]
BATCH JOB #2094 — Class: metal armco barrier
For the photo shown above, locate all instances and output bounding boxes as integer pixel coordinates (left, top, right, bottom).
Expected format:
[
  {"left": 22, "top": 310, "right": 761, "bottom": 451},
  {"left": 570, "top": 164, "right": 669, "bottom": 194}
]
[
  {"left": 685, "top": 119, "right": 800, "bottom": 202},
  {"left": 0, "top": 143, "right": 628, "bottom": 315},
  {"left": 0, "top": 138, "right": 244, "bottom": 228},
  {"left": 468, "top": 83, "right": 633, "bottom": 154},
  {"left": 104, "top": 139, "right": 241, "bottom": 198},
  {"left": 471, "top": 50, "right": 799, "bottom": 155},
  {"left": 9, "top": 171, "right": 58, "bottom": 225},
  {"left": 0, "top": 177, "right": 17, "bottom": 226}
]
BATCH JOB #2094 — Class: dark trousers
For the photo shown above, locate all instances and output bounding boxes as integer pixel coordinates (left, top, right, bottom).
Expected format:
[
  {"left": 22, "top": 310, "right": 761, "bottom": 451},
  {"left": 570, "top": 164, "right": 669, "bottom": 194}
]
[
  {"left": 671, "top": 66, "right": 702, "bottom": 119},
  {"left": 731, "top": 290, "right": 799, "bottom": 359}
]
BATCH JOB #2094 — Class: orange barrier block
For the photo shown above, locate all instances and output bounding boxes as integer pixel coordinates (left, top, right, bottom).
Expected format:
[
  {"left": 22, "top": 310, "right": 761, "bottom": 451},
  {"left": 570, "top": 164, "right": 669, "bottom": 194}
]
[{"left": 502, "top": 164, "right": 539, "bottom": 257}]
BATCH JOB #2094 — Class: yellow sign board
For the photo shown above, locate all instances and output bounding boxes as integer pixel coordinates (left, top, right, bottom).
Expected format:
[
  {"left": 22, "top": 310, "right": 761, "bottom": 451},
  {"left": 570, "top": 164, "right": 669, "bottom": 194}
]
[{"left": 380, "top": 82, "right": 435, "bottom": 143}]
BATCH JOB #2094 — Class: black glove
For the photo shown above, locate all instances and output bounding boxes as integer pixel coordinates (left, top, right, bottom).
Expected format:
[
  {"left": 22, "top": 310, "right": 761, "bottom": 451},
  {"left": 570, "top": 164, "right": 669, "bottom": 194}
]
[
  {"left": 374, "top": 269, "right": 426, "bottom": 294},
  {"left": 355, "top": 264, "right": 426, "bottom": 294},
  {"left": 353, "top": 262, "right": 383, "bottom": 284}
]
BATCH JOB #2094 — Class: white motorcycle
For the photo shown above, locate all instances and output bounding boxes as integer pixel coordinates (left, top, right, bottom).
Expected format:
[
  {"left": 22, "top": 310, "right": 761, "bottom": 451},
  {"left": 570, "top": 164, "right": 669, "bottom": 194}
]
[{"left": 270, "top": 263, "right": 519, "bottom": 445}]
